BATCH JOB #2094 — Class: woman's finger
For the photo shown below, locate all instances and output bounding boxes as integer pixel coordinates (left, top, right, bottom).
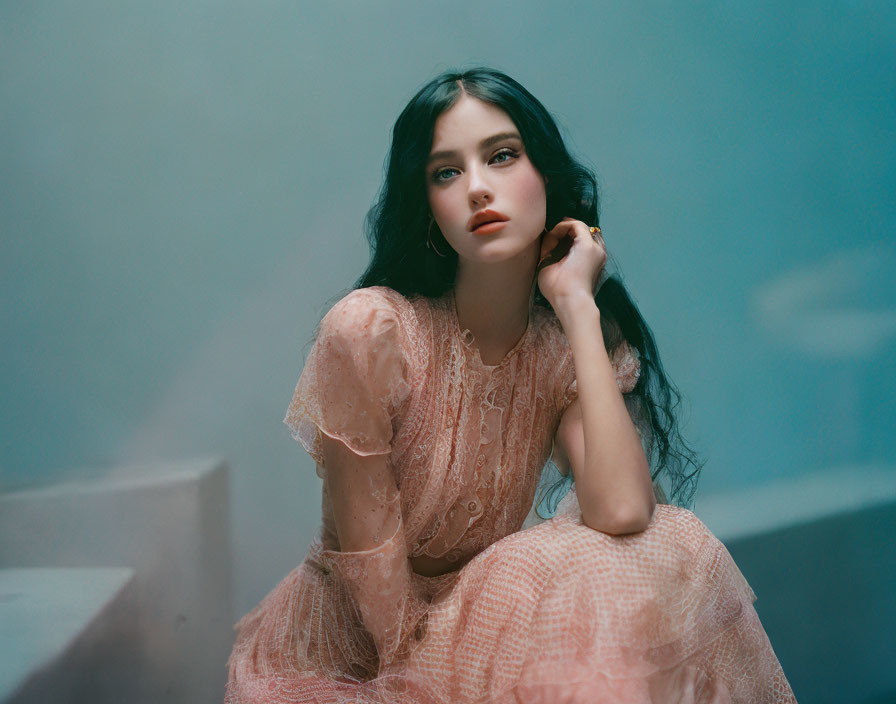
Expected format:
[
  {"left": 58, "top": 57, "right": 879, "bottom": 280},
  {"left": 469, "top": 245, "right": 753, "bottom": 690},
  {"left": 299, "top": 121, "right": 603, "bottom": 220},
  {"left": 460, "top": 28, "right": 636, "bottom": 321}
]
[
  {"left": 547, "top": 219, "right": 596, "bottom": 244},
  {"left": 540, "top": 219, "right": 604, "bottom": 268},
  {"left": 539, "top": 228, "right": 566, "bottom": 261}
]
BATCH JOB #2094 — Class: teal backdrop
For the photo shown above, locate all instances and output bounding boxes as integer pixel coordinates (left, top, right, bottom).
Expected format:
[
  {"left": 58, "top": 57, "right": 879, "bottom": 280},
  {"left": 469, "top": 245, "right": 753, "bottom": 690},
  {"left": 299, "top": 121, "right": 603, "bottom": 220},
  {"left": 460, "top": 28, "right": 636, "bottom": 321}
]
[{"left": 2, "top": 1, "right": 893, "bottom": 639}]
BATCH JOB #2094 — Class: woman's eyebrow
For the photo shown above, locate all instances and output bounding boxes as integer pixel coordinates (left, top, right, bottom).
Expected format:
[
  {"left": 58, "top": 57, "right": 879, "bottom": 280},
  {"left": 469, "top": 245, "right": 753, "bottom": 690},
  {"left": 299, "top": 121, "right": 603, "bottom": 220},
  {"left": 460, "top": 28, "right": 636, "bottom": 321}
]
[{"left": 427, "top": 131, "right": 522, "bottom": 164}]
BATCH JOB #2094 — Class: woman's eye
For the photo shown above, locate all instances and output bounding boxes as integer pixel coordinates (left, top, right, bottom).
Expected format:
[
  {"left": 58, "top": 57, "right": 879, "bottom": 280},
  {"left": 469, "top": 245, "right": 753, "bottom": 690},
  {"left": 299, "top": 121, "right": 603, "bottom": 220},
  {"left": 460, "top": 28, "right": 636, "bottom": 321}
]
[
  {"left": 491, "top": 148, "right": 519, "bottom": 164},
  {"left": 431, "top": 148, "right": 519, "bottom": 183},
  {"left": 433, "top": 167, "right": 459, "bottom": 182}
]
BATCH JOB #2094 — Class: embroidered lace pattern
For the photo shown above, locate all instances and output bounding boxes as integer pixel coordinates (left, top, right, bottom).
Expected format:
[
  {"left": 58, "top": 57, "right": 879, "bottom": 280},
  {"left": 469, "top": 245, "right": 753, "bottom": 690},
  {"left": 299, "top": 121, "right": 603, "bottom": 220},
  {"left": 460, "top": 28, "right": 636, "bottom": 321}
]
[{"left": 226, "top": 286, "right": 796, "bottom": 703}]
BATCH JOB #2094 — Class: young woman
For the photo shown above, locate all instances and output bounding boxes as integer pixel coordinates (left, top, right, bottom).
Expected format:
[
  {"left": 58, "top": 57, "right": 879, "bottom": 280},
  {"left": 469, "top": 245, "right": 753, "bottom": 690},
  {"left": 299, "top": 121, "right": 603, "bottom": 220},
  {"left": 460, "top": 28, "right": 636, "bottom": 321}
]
[{"left": 225, "top": 67, "right": 796, "bottom": 703}]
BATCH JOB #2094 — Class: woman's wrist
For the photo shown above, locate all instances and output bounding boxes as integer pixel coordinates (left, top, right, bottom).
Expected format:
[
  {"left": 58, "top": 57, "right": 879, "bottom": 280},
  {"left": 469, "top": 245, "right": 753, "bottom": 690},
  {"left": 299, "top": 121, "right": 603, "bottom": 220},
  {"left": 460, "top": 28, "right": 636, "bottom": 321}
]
[{"left": 552, "top": 289, "right": 599, "bottom": 328}]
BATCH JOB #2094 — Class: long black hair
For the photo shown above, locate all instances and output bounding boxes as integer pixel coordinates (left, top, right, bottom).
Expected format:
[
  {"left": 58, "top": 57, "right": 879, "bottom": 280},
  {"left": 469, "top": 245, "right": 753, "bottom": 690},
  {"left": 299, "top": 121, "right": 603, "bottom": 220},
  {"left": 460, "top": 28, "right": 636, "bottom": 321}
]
[{"left": 354, "top": 66, "right": 703, "bottom": 510}]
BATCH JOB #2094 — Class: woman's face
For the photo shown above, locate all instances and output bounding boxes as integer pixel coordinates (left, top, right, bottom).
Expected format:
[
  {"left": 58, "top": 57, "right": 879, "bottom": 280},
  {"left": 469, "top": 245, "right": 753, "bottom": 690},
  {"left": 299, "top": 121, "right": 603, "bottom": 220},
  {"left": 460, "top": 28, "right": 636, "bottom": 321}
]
[{"left": 426, "top": 93, "right": 547, "bottom": 265}]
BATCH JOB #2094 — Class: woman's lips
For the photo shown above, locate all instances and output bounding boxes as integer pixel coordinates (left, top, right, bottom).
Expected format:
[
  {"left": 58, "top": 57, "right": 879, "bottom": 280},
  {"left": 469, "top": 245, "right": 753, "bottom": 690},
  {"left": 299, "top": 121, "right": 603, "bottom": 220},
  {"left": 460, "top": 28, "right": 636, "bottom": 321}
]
[
  {"left": 472, "top": 220, "right": 508, "bottom": 235},
  {"left": 468, "top": 209, "right": 510, "bottom": 231}
]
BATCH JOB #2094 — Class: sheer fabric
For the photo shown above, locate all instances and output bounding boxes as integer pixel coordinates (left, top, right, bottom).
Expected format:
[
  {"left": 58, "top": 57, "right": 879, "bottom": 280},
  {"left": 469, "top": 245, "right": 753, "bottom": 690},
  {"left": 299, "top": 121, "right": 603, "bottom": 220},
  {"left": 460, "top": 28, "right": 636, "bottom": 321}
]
[
  {"left": 560, "top": 334, "right": 642, "bottom": 408},
  {"left": 225, "top": 286, "right": 796, "bottom": 703},
  {"left": 283, "top": 287, "right": 413, "bottom": 475}
]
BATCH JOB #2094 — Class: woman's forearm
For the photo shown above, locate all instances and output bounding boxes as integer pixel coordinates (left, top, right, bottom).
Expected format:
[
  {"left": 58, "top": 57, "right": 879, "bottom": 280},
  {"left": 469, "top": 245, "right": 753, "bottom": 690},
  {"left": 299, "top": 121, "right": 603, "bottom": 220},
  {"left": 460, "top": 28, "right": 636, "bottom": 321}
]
[
  {"left": 320, "top": 434, "right": 426, "bottom": 669},
  {"left": 554, "top": 291, "right": 656, "bottom": 532}
]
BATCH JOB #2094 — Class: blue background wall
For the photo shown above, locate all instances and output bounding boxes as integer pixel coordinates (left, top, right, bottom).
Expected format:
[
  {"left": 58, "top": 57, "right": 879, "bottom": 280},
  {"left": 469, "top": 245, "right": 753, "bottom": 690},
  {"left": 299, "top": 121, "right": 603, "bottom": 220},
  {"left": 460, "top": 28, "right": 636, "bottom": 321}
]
[{"left": 2, "top": 1, "right": 894, "bottom": 669}]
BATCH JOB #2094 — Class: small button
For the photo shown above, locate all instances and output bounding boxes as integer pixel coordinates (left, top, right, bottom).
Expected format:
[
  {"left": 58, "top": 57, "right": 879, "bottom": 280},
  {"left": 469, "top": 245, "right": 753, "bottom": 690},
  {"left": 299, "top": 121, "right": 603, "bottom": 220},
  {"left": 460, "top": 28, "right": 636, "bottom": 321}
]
[{"left": 467, "top": 500, "right": 478, "bottom": 512}]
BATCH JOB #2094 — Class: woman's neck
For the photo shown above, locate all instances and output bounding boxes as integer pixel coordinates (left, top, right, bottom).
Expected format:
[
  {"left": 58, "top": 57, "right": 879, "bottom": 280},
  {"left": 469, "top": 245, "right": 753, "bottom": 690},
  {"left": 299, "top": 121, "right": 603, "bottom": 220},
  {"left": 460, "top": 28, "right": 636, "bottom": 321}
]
[{"left": 452, "top": 251, "right": 538, "bottom": 364}]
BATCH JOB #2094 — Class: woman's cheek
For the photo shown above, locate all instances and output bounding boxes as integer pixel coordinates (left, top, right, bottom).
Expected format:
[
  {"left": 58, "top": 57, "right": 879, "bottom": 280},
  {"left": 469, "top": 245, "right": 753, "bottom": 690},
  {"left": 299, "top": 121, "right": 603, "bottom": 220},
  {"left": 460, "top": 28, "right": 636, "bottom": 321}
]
[
  {"left": 518, "top": 173, "right": 547, "bottom": 225},
  {"left": 428, "top": 191, "right": 453, "bottom": 227}
]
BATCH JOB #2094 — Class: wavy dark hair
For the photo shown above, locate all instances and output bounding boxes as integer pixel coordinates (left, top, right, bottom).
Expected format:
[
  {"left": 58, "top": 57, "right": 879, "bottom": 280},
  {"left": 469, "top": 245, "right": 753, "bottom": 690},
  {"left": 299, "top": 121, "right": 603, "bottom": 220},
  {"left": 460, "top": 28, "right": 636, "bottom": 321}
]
[{"left": 354, "top": 65, "right": 703, "bottom": 510}]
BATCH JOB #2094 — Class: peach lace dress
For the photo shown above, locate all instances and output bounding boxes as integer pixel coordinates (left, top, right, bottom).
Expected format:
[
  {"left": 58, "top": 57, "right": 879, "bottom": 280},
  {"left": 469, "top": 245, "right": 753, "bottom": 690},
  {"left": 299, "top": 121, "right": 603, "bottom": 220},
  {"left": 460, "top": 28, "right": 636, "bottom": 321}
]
[{"left": 225, "top": 286, "right": 796, "bottom": 704}]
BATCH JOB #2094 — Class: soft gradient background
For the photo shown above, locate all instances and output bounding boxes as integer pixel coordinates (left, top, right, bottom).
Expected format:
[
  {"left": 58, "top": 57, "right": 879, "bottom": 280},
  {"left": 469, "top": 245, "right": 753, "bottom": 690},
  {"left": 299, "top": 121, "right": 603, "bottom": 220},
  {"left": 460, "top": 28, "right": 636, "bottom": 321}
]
[{"left": 2, "top": 0, "right": 893, "bottom": 656}]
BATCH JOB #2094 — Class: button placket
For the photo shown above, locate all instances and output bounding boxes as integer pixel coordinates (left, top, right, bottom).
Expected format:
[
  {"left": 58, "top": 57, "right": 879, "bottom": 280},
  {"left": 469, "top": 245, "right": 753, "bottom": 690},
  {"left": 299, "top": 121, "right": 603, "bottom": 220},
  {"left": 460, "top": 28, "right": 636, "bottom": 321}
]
[{"left": 462, "top": 490, "right": 483, "bottom": 521}]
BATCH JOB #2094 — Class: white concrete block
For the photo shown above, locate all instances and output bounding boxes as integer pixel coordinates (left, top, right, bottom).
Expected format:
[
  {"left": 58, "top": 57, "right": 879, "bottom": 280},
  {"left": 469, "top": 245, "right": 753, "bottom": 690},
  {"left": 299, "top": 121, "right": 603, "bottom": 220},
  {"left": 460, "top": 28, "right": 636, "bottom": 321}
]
[
  {"left": 1, "top": 568, "right": 136, "bottom": 703},
  {"left": 0, "top": 457, "right": 233, "bottom": 704}
]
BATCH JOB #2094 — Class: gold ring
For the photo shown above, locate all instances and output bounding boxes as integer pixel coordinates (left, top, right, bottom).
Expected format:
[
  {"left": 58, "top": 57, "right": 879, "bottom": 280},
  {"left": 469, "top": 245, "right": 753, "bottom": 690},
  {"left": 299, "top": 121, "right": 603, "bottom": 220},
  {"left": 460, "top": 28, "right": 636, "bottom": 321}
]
[{"left": 589, "top": 226, "right": 601, "bottom": 241}]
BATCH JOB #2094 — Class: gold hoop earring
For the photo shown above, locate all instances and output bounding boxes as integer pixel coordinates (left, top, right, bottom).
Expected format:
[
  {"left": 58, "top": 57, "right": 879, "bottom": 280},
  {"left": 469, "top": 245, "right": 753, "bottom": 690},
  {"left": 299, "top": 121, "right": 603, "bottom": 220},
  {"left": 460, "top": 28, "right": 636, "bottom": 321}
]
[{"left": 427, "top": 218, "right": 448, "bottom": 258}]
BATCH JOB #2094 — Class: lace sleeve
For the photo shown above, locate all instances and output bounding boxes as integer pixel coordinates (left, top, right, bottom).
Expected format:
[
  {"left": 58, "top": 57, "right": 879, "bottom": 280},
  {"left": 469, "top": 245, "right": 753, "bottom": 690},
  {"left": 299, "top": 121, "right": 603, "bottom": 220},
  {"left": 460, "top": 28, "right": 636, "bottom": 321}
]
[
  {"left": 289, "top": 288, "right": 425, "bottom": 672},
  {"left": 558, "top": 339, "right": 641, "bottom": 412},
  {"left": 611, "top": 339, "right": 641, "bottom": 393},
  {"left": 283, "top": 288, "right": 412, "bottom": 474},
  {"left": 319, "top": 501, "right": 429, "bottom": 672}
]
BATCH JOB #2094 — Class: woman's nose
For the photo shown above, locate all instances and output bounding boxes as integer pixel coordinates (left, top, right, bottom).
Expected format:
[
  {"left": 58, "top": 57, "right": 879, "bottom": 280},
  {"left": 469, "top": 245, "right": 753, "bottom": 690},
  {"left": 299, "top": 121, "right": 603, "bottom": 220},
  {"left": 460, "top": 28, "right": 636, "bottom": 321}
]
[{"left": 467, "top": 164, "right": 493, "bottom": 205}]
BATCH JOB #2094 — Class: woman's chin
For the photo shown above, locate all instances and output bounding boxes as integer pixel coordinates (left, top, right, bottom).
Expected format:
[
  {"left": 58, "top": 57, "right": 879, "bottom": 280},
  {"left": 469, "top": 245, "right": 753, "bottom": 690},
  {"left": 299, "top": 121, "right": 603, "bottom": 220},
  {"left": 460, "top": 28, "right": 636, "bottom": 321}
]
[{"left": 468, "top": 246, "right": 541, "bottom": 270}]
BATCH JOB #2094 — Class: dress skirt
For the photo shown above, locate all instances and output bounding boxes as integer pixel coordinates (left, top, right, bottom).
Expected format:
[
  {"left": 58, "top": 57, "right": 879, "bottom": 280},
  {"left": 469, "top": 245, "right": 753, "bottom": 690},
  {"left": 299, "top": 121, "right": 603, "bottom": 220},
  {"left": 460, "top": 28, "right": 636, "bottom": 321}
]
[{"left": 224, "top": 504, "right": 796, "bottom": 703}]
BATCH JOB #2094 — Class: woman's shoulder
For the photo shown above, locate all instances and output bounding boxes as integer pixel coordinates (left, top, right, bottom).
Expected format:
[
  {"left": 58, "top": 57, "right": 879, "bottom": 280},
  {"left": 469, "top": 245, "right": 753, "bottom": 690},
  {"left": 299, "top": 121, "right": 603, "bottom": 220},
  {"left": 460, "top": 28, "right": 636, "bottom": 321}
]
[
  {"left": 319, "top": 286, "right": 423, "bottom": 355},
  {"left": 327, "top": 285, "right": 410, "bottom": 316},
  {"left": 320, "top": 286, "right": 414, "bottom": 328}
]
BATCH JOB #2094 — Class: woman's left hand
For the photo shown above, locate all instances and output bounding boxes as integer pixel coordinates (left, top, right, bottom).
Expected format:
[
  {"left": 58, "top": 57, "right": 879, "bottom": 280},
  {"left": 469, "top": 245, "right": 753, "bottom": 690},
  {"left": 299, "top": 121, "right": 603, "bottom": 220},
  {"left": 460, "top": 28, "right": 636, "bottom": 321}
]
[{"left": 537, "top": 217, "right": 607, "bottom": 307}]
